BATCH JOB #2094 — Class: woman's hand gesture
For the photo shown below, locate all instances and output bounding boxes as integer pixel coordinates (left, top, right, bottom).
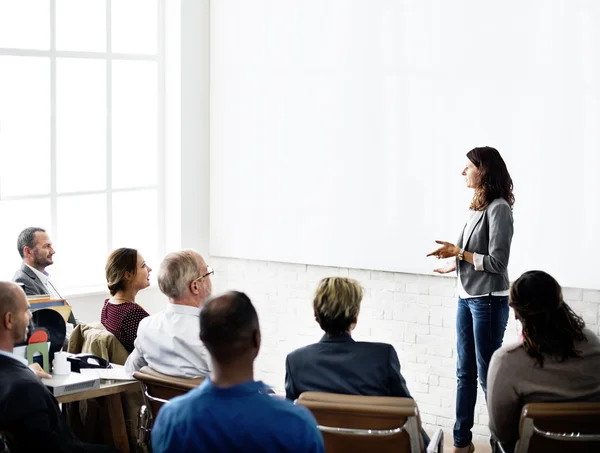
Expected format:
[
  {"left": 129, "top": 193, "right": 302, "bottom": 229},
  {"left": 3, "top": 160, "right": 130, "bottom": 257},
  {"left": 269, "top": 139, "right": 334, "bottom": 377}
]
[
  {"left": 427, "top": 240, "right": 460, "bottom": 259},
  {"left": 433, "top": 261, "right": 457, "bottom": 274}
]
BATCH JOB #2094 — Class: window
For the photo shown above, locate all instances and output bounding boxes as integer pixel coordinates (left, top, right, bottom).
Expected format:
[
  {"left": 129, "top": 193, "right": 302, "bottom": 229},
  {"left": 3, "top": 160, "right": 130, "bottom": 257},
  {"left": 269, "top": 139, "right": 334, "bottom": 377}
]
[{"left": 0, "top": 0, "right": 165, "bottom": 293}]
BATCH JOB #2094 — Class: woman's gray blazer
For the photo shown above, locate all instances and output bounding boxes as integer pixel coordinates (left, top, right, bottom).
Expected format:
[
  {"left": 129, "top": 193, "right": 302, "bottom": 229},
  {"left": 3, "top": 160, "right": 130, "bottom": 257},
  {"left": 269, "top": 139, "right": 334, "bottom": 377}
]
[{"left": 456, "top": 198, "right": 514, "bottom": 295}]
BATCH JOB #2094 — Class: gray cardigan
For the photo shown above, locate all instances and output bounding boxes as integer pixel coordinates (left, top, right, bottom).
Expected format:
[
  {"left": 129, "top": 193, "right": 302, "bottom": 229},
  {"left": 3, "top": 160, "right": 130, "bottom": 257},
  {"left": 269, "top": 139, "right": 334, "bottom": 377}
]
[{"left": 456, "top": 198, "right": 514, "bottom": 295}]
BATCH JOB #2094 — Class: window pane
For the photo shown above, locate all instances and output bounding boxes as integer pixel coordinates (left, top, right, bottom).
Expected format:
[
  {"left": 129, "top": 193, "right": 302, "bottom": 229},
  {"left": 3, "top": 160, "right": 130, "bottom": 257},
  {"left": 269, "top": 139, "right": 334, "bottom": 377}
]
[
  {"left": 0, "top": 198, "right": 51, "bottom": 281},
  {"left": 54, "top": 194, "right": 107, "bottom": 289},
  {"left": 0, "top": 0, "right": 50, "bottom": 49},
  {"left": 111, "top": 0, "right": 157, "bottom": 54},
  {"left": 112, "top": 189, "right": 158, "bottom": 273},
  {"left": 0, "top": 56, "right": 50, "bottom": 197},
  {"left": 112, "top": 61, "right": 157, "bottom": 188},
  {"left": 56, "top": 0, "right": 106, "bottom": 52},
  {"left": 56, "top": 58, "right": 106, "bottom": 192}
]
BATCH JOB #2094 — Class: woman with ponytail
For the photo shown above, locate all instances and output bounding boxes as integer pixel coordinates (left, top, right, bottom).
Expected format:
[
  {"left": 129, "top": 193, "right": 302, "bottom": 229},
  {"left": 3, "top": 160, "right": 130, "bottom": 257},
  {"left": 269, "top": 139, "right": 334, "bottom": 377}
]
[{"left": 487, "top": 270, "right": 600, "bottom": 451}]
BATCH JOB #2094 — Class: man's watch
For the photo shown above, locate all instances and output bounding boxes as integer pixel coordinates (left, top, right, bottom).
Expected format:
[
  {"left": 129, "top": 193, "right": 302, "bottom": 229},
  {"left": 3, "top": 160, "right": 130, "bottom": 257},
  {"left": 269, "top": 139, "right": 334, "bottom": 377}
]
[{"left": 458, "top": 248, "right": 465, "bottom": 261}]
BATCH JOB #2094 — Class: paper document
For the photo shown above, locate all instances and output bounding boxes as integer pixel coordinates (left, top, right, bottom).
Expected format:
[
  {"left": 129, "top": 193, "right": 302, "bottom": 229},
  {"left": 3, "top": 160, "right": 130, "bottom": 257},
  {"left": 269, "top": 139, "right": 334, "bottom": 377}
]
[{"left": 80, "top": 366, "right": 135, "bottom": 381}]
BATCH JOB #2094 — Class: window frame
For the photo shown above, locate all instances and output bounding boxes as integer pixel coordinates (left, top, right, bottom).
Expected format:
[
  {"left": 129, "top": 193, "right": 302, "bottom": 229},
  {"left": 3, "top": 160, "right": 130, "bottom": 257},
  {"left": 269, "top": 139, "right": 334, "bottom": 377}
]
[{"left": 0, "top": 0, "right": 167, "bottom": 293}]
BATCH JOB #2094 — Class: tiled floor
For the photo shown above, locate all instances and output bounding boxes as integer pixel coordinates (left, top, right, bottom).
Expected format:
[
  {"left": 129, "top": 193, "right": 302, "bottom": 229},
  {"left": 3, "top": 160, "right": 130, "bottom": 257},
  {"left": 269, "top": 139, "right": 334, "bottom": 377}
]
[{"left": 443, "top": 438, "right": 492, "bottom": 453}]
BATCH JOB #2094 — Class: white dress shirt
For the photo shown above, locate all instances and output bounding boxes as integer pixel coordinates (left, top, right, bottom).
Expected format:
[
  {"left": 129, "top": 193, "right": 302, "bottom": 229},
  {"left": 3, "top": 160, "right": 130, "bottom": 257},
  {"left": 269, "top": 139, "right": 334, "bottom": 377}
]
[
  {"left": 25, "top": 264, "right": 62, "bottom": 300},
  {"left": 125, "top": 303, "right": 211, "bottom": 378},
  {"left": 457, "top": 210, "right": 510, "bottom": 299}
]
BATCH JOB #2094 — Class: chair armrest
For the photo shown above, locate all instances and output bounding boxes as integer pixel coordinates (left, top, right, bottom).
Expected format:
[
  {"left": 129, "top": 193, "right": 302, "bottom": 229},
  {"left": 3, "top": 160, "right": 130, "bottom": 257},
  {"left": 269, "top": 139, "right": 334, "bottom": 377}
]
[{"left": 426, "top": 428, "right": 444, "bottom": 453}]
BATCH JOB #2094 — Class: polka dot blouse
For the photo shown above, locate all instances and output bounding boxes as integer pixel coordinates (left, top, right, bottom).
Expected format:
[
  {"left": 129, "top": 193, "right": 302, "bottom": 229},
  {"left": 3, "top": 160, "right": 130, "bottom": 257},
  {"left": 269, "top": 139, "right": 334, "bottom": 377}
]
[{"left": 101, "top": 299, "right": 149, "bottom": 353}]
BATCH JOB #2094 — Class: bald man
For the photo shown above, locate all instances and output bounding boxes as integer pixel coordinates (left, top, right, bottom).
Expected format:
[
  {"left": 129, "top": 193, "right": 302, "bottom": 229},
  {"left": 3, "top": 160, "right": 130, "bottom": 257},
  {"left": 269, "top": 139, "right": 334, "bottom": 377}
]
[
  {"left": 151, "top": 291, "right": 324, "bottom": 453},
  {"left": 0, "top": 282, "right": 116, "bottom": 453}
]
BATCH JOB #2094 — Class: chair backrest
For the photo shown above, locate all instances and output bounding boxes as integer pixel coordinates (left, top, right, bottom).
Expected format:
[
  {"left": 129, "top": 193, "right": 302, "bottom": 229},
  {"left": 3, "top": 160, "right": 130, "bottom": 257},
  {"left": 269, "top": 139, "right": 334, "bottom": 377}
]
[
  {"left": 133, "top": 366, "right": 204, "bottom": 418},
  {"left": 296, "top": 392, "right": 423, "bottom": 453},
  {"left": 517, "top": 402, "right": 600, "bottom": 453}
]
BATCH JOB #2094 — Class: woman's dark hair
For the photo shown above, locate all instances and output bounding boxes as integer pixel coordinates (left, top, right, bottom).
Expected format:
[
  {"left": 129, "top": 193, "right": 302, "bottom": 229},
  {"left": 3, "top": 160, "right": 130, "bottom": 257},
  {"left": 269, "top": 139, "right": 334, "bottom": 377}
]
[
  {"left": 105, "top": 248, "right": 138, "bottom": 296},
  {"left": 467, "top": 146, "right": 515, "bottom": 211},
  {"left": 510, "top": 270, "right": 587, "bottom": 368}
]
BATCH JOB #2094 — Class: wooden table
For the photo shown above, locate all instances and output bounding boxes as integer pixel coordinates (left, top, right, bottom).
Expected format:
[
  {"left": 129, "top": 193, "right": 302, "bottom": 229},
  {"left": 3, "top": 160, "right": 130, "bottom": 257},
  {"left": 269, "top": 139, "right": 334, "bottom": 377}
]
[{"left": 58, "top": 380, "right": 140, "bottom": 453}]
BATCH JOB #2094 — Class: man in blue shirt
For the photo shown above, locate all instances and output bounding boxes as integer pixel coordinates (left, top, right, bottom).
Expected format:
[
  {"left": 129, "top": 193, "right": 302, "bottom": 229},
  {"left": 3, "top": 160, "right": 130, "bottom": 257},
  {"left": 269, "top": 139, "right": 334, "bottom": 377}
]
[{"left": 151, "top": 290, "right": 324, "bottom": 453}]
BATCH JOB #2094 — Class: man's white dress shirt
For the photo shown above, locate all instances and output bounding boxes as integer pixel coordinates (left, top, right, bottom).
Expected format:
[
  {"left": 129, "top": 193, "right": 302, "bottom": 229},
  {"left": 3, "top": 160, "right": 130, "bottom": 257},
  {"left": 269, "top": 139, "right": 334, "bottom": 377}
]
[{"left": 125, "top": 303, "right": 211, "bottom": 378}]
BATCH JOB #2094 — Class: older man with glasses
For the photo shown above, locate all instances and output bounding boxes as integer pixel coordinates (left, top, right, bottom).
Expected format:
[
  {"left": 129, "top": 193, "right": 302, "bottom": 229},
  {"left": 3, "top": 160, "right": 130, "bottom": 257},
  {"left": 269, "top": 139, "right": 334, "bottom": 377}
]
[{"left": 125, "top": 250, "right": 214, "bottom": 378}]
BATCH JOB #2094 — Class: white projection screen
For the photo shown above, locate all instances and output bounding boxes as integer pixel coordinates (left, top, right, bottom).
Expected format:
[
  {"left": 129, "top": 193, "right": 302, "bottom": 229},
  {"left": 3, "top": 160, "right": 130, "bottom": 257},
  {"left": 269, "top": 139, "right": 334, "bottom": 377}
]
[{"left": 210, "top": 0, "right": 600, "bottom": 290}]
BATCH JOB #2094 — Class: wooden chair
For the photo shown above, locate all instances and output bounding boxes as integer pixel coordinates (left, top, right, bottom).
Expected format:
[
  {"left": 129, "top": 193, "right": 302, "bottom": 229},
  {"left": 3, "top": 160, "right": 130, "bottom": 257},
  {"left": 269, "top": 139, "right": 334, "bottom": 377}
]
[
  {"left": 296, "top": 392, "right": 444, "bottom": 453},
  {"left": 132, "top": 366, "right": 204, "bottom": 452},
  {"left": 496, "top": 402, "right": 600, "bottom": 453}
]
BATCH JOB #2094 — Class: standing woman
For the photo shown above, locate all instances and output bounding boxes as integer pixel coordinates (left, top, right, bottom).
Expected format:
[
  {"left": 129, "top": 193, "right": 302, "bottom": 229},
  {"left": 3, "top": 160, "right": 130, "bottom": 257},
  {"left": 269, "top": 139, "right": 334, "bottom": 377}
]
[{"left": 427, "top": 146, "right": 515, "bottom": 453}]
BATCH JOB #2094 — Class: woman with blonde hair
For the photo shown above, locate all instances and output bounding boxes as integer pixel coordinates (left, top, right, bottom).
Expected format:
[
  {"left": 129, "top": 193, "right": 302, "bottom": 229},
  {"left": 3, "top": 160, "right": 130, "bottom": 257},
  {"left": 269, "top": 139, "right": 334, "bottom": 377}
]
[
  {"left": 285, "top": 276, "right": 429, "bottom": 445},
  {"left": 100, "top": 248, "right": 151, "bottom": 352},
  {"left": 286, "top": 276, "right": 412, "bottom": 399}
]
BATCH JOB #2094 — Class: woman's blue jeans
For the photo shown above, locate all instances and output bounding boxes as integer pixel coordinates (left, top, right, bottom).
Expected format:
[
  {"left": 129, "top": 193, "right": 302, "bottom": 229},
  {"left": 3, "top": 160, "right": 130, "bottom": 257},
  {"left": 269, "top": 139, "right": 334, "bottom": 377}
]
[{"left": 453, "top": 295, "right": 509, "bottom": 448}]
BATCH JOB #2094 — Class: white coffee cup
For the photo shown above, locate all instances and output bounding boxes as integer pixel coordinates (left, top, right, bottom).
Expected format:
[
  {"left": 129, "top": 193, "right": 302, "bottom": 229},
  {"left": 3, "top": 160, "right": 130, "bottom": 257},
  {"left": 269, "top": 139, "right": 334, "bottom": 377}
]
[{"left": 53, "top": 351, "right": 71, "bottom": 375}]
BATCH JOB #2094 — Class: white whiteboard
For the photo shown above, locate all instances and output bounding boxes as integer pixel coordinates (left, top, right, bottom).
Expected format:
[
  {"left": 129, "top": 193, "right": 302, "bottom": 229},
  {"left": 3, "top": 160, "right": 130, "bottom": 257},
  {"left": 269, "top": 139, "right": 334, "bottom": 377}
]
[{"left": 210, "top": 0, "right": 600, "bottom": 290}]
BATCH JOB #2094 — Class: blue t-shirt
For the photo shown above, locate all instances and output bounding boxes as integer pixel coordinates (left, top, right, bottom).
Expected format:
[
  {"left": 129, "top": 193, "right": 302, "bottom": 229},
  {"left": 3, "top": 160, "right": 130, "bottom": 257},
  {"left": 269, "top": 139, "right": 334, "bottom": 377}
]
[{"left": 151, "top": 378, "right": 325, "bottom": 453}]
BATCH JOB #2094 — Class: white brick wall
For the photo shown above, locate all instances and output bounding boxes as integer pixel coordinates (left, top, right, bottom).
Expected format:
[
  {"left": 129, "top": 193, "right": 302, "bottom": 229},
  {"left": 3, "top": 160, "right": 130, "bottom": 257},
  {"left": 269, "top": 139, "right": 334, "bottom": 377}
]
[{"left": 210, "top": 256, "right": 600, "bottom": 444}]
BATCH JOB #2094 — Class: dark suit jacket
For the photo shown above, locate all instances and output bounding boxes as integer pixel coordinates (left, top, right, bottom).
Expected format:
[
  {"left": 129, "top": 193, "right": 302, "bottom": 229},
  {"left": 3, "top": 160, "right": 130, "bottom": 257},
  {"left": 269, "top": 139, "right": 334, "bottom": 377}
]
[
  {"left": 0, "top": 354, "right": 86, "bottom": 453},
  {"left": 285, "top": 333, "right": 412, "bottom": 401},
  {"left": 12, "top": 263, "right": 76, "bottom": 325}
]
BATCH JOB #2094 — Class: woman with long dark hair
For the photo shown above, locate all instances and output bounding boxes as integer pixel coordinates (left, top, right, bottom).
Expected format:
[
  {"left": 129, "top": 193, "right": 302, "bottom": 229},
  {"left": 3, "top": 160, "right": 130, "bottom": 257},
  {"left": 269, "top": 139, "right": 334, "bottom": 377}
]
[
  {"left": 427, "top": 146, "right": 514, "bottom": 453},
  {"left": 487, "top": 270, "right": 600, "bottom": 451}
]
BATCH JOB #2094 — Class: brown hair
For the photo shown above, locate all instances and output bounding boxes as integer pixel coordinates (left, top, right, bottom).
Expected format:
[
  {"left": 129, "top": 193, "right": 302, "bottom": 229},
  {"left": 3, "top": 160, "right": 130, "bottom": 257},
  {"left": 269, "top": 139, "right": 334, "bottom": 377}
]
[
  {"left": 467, "top": 146, "right": 515, "bottom": 211},
  {"left": 105, "top": 248, "right": 138, "bottom": 296},
  {"left": 510, "top": 270, "right": 587, "bottom": 368}
]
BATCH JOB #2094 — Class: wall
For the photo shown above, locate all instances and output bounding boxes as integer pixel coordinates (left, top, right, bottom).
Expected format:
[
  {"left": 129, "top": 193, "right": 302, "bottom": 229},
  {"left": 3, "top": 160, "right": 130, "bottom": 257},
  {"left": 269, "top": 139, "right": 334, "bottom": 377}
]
[
  {"left": 209, "top": 256, "right": 600, "bottom": 442},
  {"left": 66, "top": 286, "right": 167, "bottom": 324},
  {"left": 63, "top": 253, "right": 600, "bottom": 441},
  {"left": 180, "top": 0, "right": 210, "bottom": 257},
  {"left": 210, "top": 1, "right": 600, "bottom": 291},
  {"left": 174, "top": 0, "right": 600, "bottom": 443}
]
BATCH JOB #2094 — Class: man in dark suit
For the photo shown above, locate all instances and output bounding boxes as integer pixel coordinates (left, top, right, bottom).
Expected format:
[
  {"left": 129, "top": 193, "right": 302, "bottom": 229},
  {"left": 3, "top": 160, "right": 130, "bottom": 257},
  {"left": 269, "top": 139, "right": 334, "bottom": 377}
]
[
  {"left": 285, "top": 331, "right": 411, "bottom": 400},
  {"left": 12, "top": 227, "right": 76, "bottom": 325},
  {"left": 0, "top": 281, "right": 115, "bottom": 453},
  {"left": 285, "top": 277, "right": 429, "bottom": 446}
]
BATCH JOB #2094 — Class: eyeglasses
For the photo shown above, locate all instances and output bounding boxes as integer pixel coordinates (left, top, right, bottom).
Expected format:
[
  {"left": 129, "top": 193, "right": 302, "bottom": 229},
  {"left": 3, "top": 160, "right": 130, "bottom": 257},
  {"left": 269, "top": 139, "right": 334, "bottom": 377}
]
[{"left": 192, "top": 265, "right": 214, "bottom": 284}]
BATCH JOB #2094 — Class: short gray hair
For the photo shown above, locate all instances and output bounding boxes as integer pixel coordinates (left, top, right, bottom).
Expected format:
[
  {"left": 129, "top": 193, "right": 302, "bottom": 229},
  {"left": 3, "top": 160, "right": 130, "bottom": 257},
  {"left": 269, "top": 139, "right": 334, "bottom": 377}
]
[
  {"left": 158, "top": 250, "right": 203, "bottom": 299},
  {"left": 17, "top": 227, "right": 46, "bottom": 258}
]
